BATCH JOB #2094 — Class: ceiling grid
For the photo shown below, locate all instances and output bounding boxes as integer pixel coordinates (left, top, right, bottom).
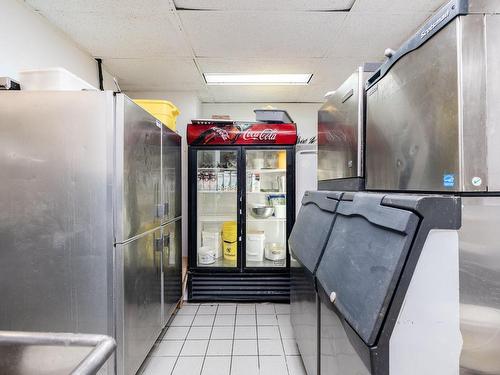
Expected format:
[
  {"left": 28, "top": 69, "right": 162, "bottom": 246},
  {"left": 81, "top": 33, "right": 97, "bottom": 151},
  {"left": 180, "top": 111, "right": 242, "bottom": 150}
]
[{"left": 23, "top": 0, "right": 445, "bottom": 102}]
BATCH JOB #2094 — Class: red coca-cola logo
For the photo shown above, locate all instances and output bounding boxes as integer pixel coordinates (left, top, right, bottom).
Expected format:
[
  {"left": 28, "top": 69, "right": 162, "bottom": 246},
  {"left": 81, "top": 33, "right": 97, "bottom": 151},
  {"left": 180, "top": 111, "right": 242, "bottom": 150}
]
[
  {"left": 210, "top": 126, "right": 230, "bottom": 141},
  {"left": 242, "top": 128, "right": 278, "bottom": 141},
  {"left": 187, "top": 122, "right": 297, "bottom": 145}
]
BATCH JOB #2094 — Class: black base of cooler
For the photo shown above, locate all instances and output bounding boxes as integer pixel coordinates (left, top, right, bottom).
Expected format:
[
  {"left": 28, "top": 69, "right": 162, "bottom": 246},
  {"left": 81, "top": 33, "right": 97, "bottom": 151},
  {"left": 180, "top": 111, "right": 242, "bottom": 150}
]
[{"left": 188, "top": 271, "right": 290, "bottom": 302}]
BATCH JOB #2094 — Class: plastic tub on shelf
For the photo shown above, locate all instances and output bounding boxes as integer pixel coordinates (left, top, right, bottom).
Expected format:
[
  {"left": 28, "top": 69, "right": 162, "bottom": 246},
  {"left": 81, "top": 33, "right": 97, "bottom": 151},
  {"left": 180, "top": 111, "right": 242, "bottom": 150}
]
[
  {"left": 247, "top": 231, "right": 265, "bottom": 261},
  {"left": 18, "top": 67, "right": 97, "bottom": 91},
  {"left": 133, "top": 99, "right": 180, "bottom": 131}
]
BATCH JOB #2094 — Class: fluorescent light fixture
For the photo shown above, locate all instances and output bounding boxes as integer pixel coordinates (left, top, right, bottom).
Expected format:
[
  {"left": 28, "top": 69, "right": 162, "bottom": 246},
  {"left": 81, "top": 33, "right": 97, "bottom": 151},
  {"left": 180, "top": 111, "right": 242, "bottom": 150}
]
[{"left": 204, "top": 73, "right": 313, "bottom": 85}]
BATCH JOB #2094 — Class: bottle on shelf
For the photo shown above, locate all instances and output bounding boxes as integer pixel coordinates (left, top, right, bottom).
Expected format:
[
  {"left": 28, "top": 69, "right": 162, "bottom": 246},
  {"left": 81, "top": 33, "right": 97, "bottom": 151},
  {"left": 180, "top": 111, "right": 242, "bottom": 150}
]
[
  {"left": 251, "top": 173, "right": 261, "bottom": 192},
  {"left": 217, "top": 172, "right": 224, "bottom": 191}
]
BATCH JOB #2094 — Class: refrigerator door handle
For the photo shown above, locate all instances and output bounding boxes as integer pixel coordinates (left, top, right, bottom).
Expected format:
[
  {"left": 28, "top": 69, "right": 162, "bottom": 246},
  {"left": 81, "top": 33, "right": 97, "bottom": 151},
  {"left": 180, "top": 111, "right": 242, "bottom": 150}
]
[
  {"left": 154, "top": 235, "right": 163, "bottom": 253},
  {"left": 153, "top": 233, "right": 163, "bottom": 278},
  {"left": 163, "top": 233, "right": 171, "bottom": 257}
]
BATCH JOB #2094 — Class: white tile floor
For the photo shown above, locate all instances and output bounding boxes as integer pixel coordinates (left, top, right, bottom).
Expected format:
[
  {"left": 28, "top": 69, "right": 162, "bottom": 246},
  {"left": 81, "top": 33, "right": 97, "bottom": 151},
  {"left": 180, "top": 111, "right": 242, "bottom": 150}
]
[{"left": 139, "top": 302, "right": 306, "bottom": 375}]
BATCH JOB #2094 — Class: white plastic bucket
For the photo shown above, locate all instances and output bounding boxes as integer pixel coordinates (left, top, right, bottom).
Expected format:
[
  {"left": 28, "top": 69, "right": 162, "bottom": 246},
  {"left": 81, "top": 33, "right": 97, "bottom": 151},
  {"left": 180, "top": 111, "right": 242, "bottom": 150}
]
[{"left": 246, "top": 231, "right": 265, "bottom": 262}]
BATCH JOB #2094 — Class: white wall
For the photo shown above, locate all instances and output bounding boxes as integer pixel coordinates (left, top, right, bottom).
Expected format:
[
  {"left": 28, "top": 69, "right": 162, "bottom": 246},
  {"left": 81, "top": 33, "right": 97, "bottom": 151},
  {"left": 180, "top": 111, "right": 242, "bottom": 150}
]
[
  {"left": 0, "top": 0, "right": 114, "bottom": 89},
  {"left": 201, "top": 102, "right": 322, "bottom": 143},
  {"left": 126, "top": 91, "right": 202, "bottom": 257}
]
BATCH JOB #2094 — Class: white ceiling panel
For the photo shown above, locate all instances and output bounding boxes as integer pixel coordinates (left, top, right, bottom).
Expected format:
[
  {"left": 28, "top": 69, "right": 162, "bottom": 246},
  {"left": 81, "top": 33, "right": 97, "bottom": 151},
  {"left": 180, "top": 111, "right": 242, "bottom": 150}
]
[
  {"left": 175, "top": 0, "right": 354, "bottom": 11},
  {"left": 352, "top": 0, "right": 445, "bottom": 13},
  {"left": 179, "top": 11, "right": 347, "bottom": 58},
  {"left": 104, "top": 58, "right": 204, "bottom": 91},
  {"left": 204, "top": 85, "right": 304, "bottom": 103},
  {"left": 24, "top": 4, "right": 192, "bottom": 58},
  {"left": 327, "top": 11, "right": 432, "bottom": 58},
  {"left": 25, "top": 0, "right": 172, "bottom": 14},
  {"left": 197, "top": 58, "right": 321, "bottom": 74}
]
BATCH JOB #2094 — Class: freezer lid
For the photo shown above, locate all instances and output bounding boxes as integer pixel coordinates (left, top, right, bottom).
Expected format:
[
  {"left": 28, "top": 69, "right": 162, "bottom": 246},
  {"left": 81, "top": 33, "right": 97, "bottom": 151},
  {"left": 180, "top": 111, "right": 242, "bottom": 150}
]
[
  {"left": 316, "top": 193, "right": 420, "bottom": 346},
  {"left": 288, "top": 191, "right": 342, "bottom": 272},
  {"left": 366, "top": 0, "right": 468, "bottom": 89},
  {"left": 315, "top": 192, "right": 462, "bottom": 347}
]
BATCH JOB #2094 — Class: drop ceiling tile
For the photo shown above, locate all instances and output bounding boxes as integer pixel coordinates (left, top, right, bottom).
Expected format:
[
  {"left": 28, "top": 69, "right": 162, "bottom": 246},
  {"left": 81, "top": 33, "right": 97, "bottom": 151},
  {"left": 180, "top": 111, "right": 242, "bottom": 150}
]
[
  {"left": 175, "top": 0, "right": 354, "bottom": 11},
  {"left": 197, "top": 57, "right": 321, "bottom": 75},
  {"left": 104, "top": 58, "right": 204, "bottom": 91},
  {"left": 179, "top": 11, "right": 347, "bottom": 58},
  {"left": 326, "top": 11, "right": 433, "bottom": 58},
  {"left": 351, "top": 0, "right": 445, "bottom": 13},
  {"left": 27, "top": 10, "right": 191, "bottom": 58},
  {"left": 206, "top": 85, "right": 302, "bottom": 103},
  {"left": 26, "top": 0, "right": 172, "bottom": 14}
]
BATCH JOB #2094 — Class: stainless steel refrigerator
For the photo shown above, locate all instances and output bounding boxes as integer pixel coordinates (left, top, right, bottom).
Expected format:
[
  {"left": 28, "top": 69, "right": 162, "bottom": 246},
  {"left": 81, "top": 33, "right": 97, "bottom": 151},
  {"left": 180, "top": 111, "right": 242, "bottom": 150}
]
[
  {"left": 365, "top": 0, "right": 500, "bottom": 373},
  {"left": 0, "top": 91, "right": 182, "bottom": 375}
]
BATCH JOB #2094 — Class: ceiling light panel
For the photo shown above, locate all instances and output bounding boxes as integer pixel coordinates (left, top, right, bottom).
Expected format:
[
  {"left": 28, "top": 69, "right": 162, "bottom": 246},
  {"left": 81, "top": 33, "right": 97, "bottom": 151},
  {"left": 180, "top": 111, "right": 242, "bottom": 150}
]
[{"left": 204, "top": 73, "right": 312, "bottom": 85}]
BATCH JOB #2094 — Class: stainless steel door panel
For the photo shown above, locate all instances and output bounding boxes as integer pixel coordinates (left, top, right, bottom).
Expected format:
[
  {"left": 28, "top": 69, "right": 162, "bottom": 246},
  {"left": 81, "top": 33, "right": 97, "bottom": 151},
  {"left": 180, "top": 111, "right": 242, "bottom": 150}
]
[
  {"left": 459, "top": 197, "right": 500, "bottom": 374},
  {"left": 0, "top": 91, "right": 115, "bottom": 374},
  {"left": 115, "top": 95, "right": 162, "bottom": 242},
  {"left": 116, "top": 230, "right": 163, "bottom": 375},
  {"left": 365, "top": 20, "right": 460, "bottom": 191},
  {"left": 318, "top": 70, "right": 363, "bottom": 182},
  {"left": 485, "top": 15, "right": 500, "bottom": 192},
  {"left": 162, "top": 218, "right": 182, "bottom": 325},
  {"left": 161, "top": 126, "right": 182, "bottom": 222}
]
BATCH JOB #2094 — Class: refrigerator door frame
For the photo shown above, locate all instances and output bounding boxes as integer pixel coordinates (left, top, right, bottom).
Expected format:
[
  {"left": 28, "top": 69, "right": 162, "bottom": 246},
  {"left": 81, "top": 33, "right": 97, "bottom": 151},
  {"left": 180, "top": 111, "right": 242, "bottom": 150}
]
[
  {"left": 188, "top": 146, "right": 243, "bottom": 273},
  {"left": 241, "top": 145, "right": 295, "bottom": 272}
]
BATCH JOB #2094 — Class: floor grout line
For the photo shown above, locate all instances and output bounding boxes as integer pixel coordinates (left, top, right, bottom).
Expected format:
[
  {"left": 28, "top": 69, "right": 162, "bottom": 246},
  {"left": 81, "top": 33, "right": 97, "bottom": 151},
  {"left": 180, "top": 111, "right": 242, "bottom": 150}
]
[
  {"left": 277, "top": 315, "right": 291, "bottom": 375},
  {"left": 229, "top": 305, "right": 236, "bottom": 375},
  {"left": 256, "top": 304, "right": 261, "bottom": 370},
  {"left": 199, "top": 303, "right": 218, "bottom": 375},
  {"left": 169, "top": 304, "right": 199, "bottom": 375}
]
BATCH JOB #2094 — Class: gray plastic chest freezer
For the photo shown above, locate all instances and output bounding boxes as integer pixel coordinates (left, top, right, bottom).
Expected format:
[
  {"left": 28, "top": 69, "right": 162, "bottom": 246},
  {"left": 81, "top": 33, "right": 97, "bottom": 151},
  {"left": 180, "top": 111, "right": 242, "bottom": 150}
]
[{"left": 290, "top": 191, "right": 462, "bottom": 375}]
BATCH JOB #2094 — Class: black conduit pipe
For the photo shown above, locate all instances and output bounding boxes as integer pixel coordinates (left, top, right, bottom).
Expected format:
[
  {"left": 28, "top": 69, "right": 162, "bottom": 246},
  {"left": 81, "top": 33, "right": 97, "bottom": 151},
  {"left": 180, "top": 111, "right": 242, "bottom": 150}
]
[{"left": 95, "top": 58, "right": 104, "bottom": 91}]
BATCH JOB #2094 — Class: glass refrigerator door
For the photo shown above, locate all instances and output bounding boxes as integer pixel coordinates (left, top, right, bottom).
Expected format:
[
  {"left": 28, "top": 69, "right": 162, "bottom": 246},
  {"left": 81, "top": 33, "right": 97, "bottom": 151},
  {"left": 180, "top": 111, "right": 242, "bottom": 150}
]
[
  {"left": 245, "top": 149, "right": 287, "bottom": 268},
  {"left": 196, "top": 149, "right": 238, "bottom": 268}
]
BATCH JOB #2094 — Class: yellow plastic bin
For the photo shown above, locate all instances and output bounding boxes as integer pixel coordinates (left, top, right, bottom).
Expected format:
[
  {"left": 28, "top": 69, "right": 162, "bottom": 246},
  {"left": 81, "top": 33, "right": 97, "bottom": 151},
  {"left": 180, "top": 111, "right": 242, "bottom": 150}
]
[
  {"left": 133, "top": 99, "right": 180, "bottom": 131},
  {"left": 222, "top": 221, "right": 238, "bottom": 261}
]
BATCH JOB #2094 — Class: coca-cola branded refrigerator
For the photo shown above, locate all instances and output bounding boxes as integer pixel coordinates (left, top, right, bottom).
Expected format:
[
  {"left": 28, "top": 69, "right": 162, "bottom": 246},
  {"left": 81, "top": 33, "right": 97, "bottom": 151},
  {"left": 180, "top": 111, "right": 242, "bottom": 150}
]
[{"left": 187, "top": 119, "right": 297, "bottom": 301}]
